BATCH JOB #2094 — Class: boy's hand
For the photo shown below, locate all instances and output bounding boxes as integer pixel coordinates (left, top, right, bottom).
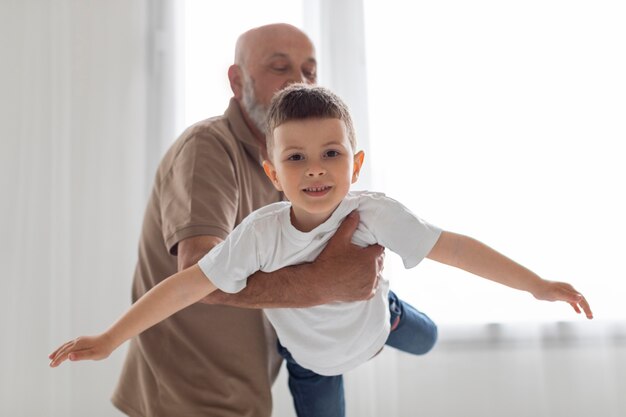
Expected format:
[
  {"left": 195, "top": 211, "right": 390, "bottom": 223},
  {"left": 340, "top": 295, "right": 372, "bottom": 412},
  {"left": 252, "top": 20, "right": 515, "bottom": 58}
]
[
  {"left": 49, "top": 333, "right": 115, "bottom": 367},
  {"left": 531, "top": 280, "right": 593, "bottom": 319}
]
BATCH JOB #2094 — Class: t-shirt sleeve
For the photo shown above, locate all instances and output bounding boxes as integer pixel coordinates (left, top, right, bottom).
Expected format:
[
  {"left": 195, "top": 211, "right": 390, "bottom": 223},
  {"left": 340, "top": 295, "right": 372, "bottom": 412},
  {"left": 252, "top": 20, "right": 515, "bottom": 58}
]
[
  {"left": 196, "top": 217, "right": 260, "bottom": 293},
  {"left": 160, "top": 131, "right": 239, "bottom": 255},
  {"left": 370, "top": 195, "right": 442, "bottom": 269}
]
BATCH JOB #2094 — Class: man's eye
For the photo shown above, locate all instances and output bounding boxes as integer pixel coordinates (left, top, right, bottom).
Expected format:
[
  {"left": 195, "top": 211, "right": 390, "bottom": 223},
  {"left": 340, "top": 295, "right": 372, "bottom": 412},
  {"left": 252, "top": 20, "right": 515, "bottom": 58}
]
[
  {"left": 324, "top": 150, "right": 340, "bottom": 158},
  {"left": 288, "top": 154, "right": 304, "bottom": 161},
  {"left": 273, "top": 66, "right": 288, "bottom": 72}
]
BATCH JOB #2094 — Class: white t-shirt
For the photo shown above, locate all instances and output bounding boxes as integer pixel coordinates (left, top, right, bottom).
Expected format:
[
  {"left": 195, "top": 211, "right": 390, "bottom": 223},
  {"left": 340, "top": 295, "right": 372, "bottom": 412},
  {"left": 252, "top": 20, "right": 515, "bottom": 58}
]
[{"left": 198, "top": 191, "right": 442, "bottom": 375}]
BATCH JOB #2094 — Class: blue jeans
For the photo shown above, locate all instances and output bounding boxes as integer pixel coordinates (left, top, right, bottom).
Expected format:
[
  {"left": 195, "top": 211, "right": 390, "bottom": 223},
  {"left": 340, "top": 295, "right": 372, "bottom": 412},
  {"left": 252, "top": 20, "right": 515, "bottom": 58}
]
[{"left": 277, "top": 290, "right": 437, "bottom": 417}]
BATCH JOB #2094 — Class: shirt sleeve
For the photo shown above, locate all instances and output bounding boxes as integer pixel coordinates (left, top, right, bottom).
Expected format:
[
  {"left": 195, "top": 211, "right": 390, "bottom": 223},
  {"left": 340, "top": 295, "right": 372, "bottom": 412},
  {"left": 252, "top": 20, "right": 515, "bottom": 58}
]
[
  {"left": 369, "top": 195, "right": 442, "bottom": 269},
  {"left": 197, "top": 216, "right": 260, "bottom": 293},
  {"left": 160, "top": 131, "right": 239, "bottom": 255}
]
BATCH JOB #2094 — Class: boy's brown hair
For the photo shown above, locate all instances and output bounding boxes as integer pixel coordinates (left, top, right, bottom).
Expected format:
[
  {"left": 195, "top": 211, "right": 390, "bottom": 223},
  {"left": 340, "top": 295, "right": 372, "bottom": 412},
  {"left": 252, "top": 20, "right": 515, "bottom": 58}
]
[{"left": 265, "top": 84, "right": 357, "bottom": 158}]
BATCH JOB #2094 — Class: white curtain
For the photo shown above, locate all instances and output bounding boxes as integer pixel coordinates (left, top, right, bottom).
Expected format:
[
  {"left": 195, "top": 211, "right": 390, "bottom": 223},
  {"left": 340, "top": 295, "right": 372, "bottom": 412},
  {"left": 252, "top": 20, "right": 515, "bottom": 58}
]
[{"left": 0, "top": 1, "right": 155, "bottom": 416}]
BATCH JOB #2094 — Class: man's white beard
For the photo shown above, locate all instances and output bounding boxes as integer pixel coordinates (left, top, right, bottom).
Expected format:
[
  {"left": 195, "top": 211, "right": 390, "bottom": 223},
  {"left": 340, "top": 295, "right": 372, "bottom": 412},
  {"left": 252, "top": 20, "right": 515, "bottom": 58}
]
[{"left": 241, "top": 76, "right": 268, "bottom": 134}]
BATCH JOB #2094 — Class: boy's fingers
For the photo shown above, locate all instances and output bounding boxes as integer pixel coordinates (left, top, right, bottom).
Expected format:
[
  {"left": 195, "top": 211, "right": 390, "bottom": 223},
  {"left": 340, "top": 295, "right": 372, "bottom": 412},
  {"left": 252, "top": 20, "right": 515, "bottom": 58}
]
[
  {"left": 49, "top": 340, "right": 74, "bottom": 359},
  {"left": 565, "top": 287, "right": 593, "bottom": 319},
  {"left": 579, "top": 297, "right": 593, "bottom": 319},
  {"left": 554, "top": 285, "right": 582, "bottom": 304},
  {"left": 50, "top": 345, "right": 93, "bottom": 367},
  {"left": 49, "top": 342, "right": 74, "bottom": 365},
  {"left": 50, "top": 352, "right": 68, "bottom": 368}
]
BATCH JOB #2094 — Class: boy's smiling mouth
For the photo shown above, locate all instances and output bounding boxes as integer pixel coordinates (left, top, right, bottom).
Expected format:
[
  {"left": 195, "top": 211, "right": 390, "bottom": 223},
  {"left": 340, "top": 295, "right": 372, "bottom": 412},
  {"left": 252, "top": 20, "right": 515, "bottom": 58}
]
[{"left": 302, "top": 185, "right": 332, "bottom": 196}]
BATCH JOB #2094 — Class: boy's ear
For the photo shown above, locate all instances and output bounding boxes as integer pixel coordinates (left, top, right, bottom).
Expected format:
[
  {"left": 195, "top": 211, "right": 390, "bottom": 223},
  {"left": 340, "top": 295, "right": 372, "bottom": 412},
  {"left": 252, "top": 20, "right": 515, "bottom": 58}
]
[
  {"left": 352, "top": 151, "right": 365, "bottom": 184},
  {"left": 262, "top": 160, "right": 283, "bottom": 191},
  {"left": 228, "top": 65, "right": 244, "bottom": 100}
]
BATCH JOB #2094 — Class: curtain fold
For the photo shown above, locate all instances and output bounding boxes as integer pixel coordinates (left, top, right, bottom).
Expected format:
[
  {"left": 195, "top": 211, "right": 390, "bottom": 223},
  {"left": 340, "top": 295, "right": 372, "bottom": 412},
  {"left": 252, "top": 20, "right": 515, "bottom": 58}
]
[{"left": 1, "top": 1, "right": 150, "bottom": 416}]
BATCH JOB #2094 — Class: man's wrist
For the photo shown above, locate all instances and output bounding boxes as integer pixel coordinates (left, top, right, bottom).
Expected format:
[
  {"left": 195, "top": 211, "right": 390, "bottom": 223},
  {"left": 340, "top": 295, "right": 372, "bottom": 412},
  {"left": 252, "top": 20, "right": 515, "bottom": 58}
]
[
  {"left": 199, "top": 290, "right": 229, "bottom": 305},
  {"left": 295, "top": 261, "right": 329, "bottom": 305}
]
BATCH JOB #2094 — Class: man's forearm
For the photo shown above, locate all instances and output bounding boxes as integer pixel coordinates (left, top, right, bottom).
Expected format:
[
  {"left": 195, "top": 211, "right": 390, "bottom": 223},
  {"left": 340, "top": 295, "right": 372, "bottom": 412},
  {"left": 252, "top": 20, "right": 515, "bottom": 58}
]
[{"left": 202, "top": 263, "right": 326, "bottom": 308}]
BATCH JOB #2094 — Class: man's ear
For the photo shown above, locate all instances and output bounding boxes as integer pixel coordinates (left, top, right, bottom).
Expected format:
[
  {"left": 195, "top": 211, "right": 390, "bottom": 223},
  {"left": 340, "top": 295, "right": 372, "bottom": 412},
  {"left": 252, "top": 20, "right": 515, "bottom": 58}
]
[
  {"left": 352, "top": 150, "right": 365, "bottom": 183},
  {"left": 228, "top": 65, "right": 244, "bottom": 99},
  {"left": 262, "top": 160, "right": 283, "bottom": 191}
]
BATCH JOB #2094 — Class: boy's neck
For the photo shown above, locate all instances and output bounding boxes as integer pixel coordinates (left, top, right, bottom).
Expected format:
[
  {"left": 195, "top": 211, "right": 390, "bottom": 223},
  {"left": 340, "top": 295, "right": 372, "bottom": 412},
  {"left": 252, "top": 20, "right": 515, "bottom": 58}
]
[{"left": 289, "top": 203, "right": 341, "bottom": 233}]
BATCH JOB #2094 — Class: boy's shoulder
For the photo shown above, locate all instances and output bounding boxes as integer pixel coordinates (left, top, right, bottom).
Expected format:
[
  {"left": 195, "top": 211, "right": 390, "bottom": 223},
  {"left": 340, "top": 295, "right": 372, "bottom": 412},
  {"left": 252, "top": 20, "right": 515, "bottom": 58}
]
[
  {"left": 244, "top": 201, "right": 291, "bottom": 226},
  {"left": 344, "top": 191, "right": 414, "bottom": 226},
  {"left": 347, "top": 190, "right": 401, "bottom": 210}
]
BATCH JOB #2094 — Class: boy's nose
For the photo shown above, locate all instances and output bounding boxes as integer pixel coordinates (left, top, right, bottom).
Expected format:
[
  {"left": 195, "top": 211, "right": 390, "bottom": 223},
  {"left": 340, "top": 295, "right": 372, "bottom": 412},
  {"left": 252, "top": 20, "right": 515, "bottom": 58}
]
[{"left": 306, "top": 166, "right": 326, "bottom": 177}]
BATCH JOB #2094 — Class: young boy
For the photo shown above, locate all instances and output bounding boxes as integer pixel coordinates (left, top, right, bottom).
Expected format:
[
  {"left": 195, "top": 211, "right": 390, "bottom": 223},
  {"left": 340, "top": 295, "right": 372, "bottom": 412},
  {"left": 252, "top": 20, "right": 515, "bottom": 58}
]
[{"left": 50, "top": 84, "right": 593, "bottom": 416}]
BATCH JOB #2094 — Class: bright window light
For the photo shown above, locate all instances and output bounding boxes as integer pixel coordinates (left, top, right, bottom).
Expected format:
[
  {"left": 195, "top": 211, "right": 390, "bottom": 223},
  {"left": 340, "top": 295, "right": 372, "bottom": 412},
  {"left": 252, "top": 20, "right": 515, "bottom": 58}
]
[
  {"left": 179, "top": 0, "right": 303, "bottom": 134},
  {"left": 363, "top": 0, "right": 626, "bottom": 324},
  {"left": 180, "top": 1, "right": 625, "bottom": 325}
]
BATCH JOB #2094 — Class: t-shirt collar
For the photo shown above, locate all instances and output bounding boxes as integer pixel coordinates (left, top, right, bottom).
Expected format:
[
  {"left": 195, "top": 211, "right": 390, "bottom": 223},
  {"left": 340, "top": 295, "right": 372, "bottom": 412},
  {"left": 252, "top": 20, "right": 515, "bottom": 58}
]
[{"left": 281, "top": 196, "right": 356, "bottom": 242}]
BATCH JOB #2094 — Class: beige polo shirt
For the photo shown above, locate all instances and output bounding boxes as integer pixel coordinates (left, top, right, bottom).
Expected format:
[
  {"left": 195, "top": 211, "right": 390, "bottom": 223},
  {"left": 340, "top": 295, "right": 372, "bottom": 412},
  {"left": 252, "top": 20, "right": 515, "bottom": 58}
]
[{"left": 112, "top": 99, "right": 282, "bottom": 417}]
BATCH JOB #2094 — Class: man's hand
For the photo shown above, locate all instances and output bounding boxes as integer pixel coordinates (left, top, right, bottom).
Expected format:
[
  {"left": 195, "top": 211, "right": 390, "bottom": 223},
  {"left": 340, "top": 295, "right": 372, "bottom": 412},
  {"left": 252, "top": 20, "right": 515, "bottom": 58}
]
[
  {"left": 310, "top": 210, "right": 385, "bottom": 303},
  {"left": 199, "top": 211, "right": 385, "bottom": 308}
]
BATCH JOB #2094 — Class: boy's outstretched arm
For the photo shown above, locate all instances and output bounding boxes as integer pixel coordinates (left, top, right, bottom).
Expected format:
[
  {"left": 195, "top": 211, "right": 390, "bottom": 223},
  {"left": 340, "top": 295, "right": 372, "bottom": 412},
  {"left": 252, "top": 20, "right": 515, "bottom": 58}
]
[
  {"left": 426, "top": 231, "right": 593, "bottom": 319},
  {"left": 49, "top": 265, "right": 217, "bottom": 367}
]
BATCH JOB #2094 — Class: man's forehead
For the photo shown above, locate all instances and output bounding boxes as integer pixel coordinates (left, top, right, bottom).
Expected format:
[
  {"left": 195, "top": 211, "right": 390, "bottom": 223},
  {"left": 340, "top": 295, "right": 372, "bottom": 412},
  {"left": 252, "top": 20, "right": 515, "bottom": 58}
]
[
  {"left": 263, "top": 51, "right": 316, "bottom": 64},
  {"left": 242, "top": 30, "right": 314, "bottom": 61},
  {"left": 252, "top": 39, "right": 315, "bottom": 59}
]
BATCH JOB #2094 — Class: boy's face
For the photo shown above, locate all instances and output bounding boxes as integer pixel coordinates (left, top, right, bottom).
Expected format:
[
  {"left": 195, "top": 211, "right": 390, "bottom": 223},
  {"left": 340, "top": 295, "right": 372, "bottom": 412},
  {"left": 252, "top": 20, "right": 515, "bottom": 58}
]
[{"left": 263, "top": 118, "right": 364, "bottom": 229}]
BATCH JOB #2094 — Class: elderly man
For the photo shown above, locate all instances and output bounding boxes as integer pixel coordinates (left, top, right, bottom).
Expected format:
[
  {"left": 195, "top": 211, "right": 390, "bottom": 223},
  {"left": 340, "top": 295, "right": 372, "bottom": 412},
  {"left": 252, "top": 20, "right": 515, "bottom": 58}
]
[{"left": 111, "top": 23, "right": 383, "bottom": 417}]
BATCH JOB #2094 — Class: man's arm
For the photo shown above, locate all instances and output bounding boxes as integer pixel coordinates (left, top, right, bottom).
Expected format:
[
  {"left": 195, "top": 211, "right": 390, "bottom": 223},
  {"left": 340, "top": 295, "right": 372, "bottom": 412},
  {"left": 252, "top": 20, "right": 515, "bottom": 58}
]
[
  {"left": 180, "top": 211, "right": 384, "bottom": 308},
  {"left": 426, "top": 231, "right": 593, "bottom": 318}
]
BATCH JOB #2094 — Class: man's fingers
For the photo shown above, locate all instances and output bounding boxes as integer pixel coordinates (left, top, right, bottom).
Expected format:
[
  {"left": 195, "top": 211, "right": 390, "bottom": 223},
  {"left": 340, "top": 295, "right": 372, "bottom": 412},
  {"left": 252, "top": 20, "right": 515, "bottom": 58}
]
[
  {"left": 364, "top": 242, "right": 385, "bottom": 257},
  {"left": 333, "top": 210, "right": 360, "bottom": 241}
]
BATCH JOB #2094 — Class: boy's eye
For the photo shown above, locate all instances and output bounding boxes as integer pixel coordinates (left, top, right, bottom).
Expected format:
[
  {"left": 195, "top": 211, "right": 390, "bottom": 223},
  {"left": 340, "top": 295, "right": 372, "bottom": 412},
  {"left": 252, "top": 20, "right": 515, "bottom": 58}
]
[
  {"left": 324, "top": 150, "right": 340, "bottom": 158},
  {"left": 287, "top": 153, "right": 304, "bottom": 161}
]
